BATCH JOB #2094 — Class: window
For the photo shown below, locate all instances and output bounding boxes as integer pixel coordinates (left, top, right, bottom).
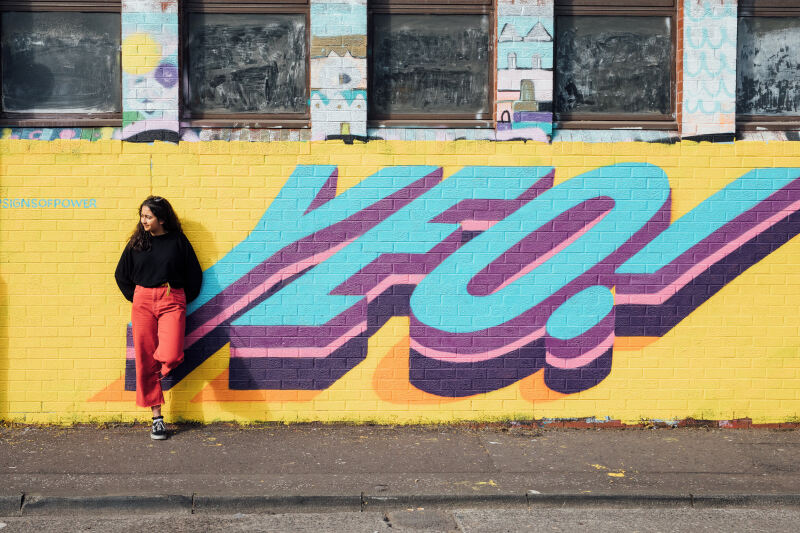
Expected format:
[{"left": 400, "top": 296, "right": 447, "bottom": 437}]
[
  {"left": 0, "top": 0, "right": 122, "bottom": 126},
  {"left": 182, "top": 0, "right": 310, "bottom": 127},
  {"left": 554, "top": 0, "right": 676, "bottom": 129},
  {"left": 737, "top": 1, "right": 800, "bottom": 130},
  {"left": 368, "top": 0, "right": 494, "bottom": 128}
]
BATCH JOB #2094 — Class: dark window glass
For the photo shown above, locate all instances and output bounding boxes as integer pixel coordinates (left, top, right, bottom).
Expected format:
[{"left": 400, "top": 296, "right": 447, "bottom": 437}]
[
  {"left": 369, "top": 14, "right": 491, "bottom": 117},
  {"left": 1, "top": 11, "right": 121, "bottom": 113},
  {"left": 737, "top": 17, "right": 800, "bottom": 116},
  {"left": 185, "top": 13, "right": 308, "bottom": 114},
  {"left": 555, "top": 16, "right": 672, "bottom": 115}
]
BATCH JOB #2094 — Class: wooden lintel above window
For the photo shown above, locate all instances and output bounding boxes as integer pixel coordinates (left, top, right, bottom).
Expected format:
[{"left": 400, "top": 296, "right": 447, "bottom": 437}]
[
  {"left": 555, "top": 0, "right": 675, "bottom": 15},
  {"left": 0, "top": 1, "right": 121, "bottom": 11},
  {"left": 739, "top": 1, "right": 800, "bottom": 16},
  {"left": 185, "top": 0, "right": 308, "bottom": 8},
  {"left": 371, "top": 0, "right": 492, "bottom": 6},
  {"left": 0, "top": 116, "right": 122, "bottom": 127}
]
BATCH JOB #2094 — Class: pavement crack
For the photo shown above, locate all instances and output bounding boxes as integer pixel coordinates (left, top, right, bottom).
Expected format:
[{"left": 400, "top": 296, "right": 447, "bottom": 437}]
[
  {"left": 477, "top": 436, "right": 498, "bottom": 473},
  {"left": 452, "top": 510, "right": 467, "bottom": 533},
  {"left": 19, "top": 492, "right": 24, "bottom": 514},
  {"left": 191, "top": 492, "right": 196, "bottom": 514}
]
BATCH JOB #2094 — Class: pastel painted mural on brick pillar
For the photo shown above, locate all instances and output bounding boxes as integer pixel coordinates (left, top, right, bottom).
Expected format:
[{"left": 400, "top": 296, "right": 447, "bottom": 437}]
[
  {"left": 310, "top": 0, "right": 367, "bottom": 141},
  {"left": 120, "top": 0, "right": 180, "bottom": 142},
  {"left": 496, "top": 0, "right": 554, "bottom": 142},
  {"left": 682, "top": 0, "right": 737, "bottom": 138}
]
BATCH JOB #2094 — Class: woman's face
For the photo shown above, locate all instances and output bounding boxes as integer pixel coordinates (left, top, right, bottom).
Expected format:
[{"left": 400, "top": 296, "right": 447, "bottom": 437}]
[{"left": 140, "top": 205, "right": 166, "bottom": 236}]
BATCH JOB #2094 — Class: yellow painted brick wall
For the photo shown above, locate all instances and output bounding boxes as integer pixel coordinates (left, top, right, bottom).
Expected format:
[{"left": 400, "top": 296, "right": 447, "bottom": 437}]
[{"left": 1, "top": 139, "right": 799, "bottom": 424}]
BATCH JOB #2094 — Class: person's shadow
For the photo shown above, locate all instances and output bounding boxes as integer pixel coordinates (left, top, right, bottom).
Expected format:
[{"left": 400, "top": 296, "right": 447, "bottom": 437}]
[{"left": 161, "top": 218, "right": 228, "bottom": 425}]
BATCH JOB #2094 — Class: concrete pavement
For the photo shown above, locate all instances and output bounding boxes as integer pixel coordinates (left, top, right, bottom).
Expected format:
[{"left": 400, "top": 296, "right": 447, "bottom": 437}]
[
  {"left": 1, "top": 424, "right": 799, "bottom": 516},
  {"left": 4, "top": 508, "right": 800, "bottom": 532}
]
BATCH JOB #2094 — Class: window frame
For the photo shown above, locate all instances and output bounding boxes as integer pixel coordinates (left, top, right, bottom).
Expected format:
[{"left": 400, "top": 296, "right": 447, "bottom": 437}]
[
  {"left": 0, "top": 0, "right": 123, "bottom": 127},
  {"left": 367, "top": 0, "right": 496, "bottom": 129},
  {"left": 181, "top": 0, "right": 311, "bottom": 129},
  {"left": 737, "top": 0, "right": 800, "bottom": 131},
  {"left": 553, "top": 0, "right": 678, "bottom": 130}
]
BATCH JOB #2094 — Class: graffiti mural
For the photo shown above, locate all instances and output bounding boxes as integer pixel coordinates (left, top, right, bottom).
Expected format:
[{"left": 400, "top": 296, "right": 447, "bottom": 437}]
[
  {"left": 1, "top": 127, "right": 115, "bottom": 141},
  {"left": 121, "top": 163, "right": 800, "bottom": 398},
  {"left": 310, "top": 1, "right": 367, "bottom": 141},
  {"left": 682, "top": 0, "right": 738, "bottom": 138},
  {"left": 496, "top": 0, "right": 554, "bottom": 142},
  {"left": 120, "top": 0, "right": 180, "bottom": 142}
]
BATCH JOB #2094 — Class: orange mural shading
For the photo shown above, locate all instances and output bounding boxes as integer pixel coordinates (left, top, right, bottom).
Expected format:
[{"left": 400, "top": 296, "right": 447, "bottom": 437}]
[
  {"left": 518, "top": 369, "right": 567, "bottom": 403},
  {"left": 373, "top": 338, "right": 462, "bottom": 405},
  {"left": 614, "top": 337, "right": 660, "bottom": 350},
  {"left": 191, "top": 370, "right": 324, "bottom": 403},
  {"left": 88, "top": 377, "right": 137, "bottom": 403}
]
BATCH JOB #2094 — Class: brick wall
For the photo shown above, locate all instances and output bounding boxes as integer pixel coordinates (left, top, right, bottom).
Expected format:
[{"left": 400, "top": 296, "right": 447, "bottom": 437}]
[
  {"left": 1, "top": 1, "right": 799, "bottom": 424},
  {"left": 2, "top": 139, "right": 800, "bottom": 424}
]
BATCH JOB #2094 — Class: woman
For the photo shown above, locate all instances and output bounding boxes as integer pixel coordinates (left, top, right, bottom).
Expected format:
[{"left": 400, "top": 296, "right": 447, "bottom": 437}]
[{"left": 115, "top": 196, "right": 203, "bottom": 440}]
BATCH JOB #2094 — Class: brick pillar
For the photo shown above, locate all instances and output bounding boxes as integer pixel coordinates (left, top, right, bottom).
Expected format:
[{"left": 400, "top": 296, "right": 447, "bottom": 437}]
[
  {"left": 681, "top": 0, "right": 738, "bottom": 139},
  {"left": 309, "top": 0, "right": 368, "bottom": 141},
  {"left": 120, "top": 0, "right": 180, "bottom": 142},
  {"left": 496, "top": 0, "right": 554, "bottom": 142}
]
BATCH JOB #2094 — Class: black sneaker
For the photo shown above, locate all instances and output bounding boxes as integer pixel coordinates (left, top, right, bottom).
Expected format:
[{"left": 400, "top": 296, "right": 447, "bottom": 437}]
[{"left": 150, "top": 416, "right": 167, "bottom": 440}]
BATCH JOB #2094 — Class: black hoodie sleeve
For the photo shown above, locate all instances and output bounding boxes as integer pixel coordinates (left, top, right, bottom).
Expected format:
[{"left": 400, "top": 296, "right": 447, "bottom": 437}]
[
  {"left": 181, "top": 233, "right": 203, "bottom": 303},
  {"left": 114, "top": 244, "right": 136, "bottom": 302}
]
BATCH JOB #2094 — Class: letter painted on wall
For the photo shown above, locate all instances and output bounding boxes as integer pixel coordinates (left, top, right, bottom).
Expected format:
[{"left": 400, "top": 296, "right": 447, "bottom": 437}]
[{"left": 120, "top": 164, "right": 800, "bottom": 399}]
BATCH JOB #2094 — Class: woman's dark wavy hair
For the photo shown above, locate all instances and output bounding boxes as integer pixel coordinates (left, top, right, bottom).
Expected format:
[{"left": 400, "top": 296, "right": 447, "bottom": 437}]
[{"left": 127, "top": 196, "right": 182, "bottom": 251}]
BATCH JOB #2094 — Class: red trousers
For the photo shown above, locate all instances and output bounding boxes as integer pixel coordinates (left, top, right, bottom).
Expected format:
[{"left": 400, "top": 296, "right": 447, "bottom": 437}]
[{"left": 132, "top": 285, "right": 186, "bottom": 408}]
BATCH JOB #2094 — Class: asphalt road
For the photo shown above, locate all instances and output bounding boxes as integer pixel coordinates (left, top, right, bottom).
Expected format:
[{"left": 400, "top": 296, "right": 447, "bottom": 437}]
[{"left": 1, "top": 508, "right": 799, "bottom": 532}]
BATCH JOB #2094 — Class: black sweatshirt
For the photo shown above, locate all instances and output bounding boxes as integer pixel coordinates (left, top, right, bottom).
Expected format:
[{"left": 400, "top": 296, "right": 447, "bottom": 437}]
[{"left": 114, "top": 231, "right": 203, "bottom": 303}]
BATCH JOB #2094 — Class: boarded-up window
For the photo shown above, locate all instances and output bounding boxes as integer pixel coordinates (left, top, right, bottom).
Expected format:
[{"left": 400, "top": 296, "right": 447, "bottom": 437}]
[
  {"left": 737, "top": 17, "right": 800, "bottom": 116},
  {"left": 185, "top": 13, "right": 307, "bottom": 114},
  {"left": 182, "top": 1, "right": 309, "bottom": 126},
  {"left": 368, "top": 0, "right": 494, "bottom": 126},
  {"left": 737, "top": 1, "right": 800, "bottom": 125},
  {"left": 370, "top": 14, "right": 491, "bottom": 117},
  {"left": 0, "top": 2, "right": 122, "bottom": 125},
  {"left": 555, "top": 17, "right": 671, "bottom": 115},
  {"left": 554, "top": 1, "right": 676, "bottom": 128}
]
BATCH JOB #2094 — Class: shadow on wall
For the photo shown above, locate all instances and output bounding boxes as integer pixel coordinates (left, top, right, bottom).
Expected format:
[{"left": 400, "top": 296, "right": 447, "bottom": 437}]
[
  {"left": 161, "top": 217, "right": 307, "bottom": 423},
  {"left": 161, "top": 218, "right": 247, "bottom": 423}
]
